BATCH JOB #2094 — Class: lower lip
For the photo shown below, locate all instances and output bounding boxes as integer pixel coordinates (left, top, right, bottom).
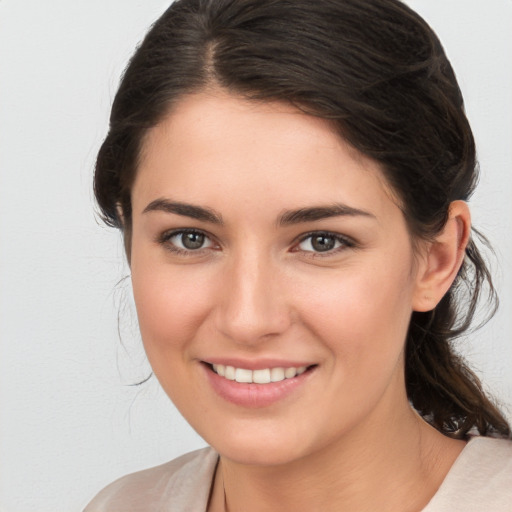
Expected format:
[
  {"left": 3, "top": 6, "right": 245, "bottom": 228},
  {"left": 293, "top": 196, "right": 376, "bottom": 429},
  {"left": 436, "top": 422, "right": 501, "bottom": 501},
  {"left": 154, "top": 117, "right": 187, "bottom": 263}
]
[{"left": 203, "top": 364, "right": 314, "bottom": 408}]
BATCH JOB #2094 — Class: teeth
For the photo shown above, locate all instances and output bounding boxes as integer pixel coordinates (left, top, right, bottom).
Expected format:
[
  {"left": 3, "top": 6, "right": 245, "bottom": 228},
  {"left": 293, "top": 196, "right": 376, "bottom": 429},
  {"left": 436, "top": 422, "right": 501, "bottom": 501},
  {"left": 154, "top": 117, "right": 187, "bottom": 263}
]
[
  {"left": 225, "top": 365, "right": 236, "bottom": 380},
  {"left": 253, "top": 369, "right": 271, "bottom": 384},
  {"left": 235, "top": 368, "right": 253, "bottom": 383},
  {"left": 284, "top": 367, "right": 297, "bottom": 379},
  {"left": 270, "top": 367, "right": 285, "bottom": 382},
  {"left": 212, "top": 364, "right": 309, "bottom": 384}
]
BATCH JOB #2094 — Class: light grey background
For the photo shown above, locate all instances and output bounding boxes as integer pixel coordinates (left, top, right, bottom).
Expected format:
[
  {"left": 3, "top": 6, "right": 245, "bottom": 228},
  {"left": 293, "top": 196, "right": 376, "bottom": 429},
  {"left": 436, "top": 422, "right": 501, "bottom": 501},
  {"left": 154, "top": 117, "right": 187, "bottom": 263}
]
[{"left": 0, "top": 1, "right": 511, "bottom": 511}]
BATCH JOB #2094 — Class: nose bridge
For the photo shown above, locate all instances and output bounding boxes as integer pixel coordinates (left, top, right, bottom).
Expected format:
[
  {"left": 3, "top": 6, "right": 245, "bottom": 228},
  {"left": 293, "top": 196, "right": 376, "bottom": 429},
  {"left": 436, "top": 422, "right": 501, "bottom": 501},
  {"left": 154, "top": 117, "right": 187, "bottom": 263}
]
[{"left": 216, "top": 245, "right": 290, "bottom": 344}]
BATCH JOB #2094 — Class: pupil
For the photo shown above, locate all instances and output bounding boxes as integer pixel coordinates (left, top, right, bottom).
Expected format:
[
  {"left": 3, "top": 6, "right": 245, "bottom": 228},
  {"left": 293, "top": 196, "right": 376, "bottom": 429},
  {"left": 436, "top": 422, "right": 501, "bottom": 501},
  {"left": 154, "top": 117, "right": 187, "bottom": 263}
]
[
  {"left": 312, "top": 235, "right": 335, "bottom": 252},
  {"left": 182, "top": 232, "right": 204, "bottom": 250}
]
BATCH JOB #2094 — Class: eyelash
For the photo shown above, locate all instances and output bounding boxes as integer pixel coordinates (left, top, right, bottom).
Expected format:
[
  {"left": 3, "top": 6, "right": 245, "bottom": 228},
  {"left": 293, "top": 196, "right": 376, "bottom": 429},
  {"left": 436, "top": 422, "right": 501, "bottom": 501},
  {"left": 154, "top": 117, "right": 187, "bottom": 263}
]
[
  {"left": 157, "top": 229, "right": 356, "bottom": 257},
  {"left": 293, "top": 231, "right": 356, "bottom": 257},
  {"left": 158, "top": 229, "right": 218, "bottom": 256}
]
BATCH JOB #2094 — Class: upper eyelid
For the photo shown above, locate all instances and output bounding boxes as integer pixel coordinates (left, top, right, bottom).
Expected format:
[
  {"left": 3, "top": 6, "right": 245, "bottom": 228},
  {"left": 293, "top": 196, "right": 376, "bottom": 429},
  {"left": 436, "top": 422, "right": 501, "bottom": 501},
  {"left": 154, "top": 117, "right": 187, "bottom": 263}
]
[
  {"left": 158, "top": 227, "right": 213, "bottom": 242},
  {"left": 156, "top": 229, "right": 216, "bottom": 254},
  {"left": 295, "top": 231, "right": 355, "bottom": 246}
]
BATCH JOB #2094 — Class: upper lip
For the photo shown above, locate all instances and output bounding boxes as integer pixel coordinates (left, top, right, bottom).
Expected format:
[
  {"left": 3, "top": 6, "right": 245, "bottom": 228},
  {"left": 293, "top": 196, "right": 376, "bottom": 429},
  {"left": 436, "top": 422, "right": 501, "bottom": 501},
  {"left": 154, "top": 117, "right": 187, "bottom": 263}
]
[{"left": 202, "top": 357, "right": 316, "bottom": 370}]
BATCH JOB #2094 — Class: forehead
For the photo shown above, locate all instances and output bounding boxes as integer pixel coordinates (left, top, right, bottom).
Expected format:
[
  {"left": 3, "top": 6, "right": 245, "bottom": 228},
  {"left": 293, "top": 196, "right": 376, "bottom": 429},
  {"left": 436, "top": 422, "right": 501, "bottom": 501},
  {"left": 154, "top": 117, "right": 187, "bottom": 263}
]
[{"left": 133, "top": 91, "right": 399, "bottom": 221}]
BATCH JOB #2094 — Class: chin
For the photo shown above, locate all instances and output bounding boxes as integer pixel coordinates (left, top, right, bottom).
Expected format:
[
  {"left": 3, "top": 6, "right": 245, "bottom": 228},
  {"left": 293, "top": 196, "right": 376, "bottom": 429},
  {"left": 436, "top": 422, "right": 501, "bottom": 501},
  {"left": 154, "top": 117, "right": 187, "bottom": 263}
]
[
  {"left": 215, "top": 439, "right": 307, "bottom": 467},
  {"left": 196, "top": 418, "right": 329, "bottom": 467}
]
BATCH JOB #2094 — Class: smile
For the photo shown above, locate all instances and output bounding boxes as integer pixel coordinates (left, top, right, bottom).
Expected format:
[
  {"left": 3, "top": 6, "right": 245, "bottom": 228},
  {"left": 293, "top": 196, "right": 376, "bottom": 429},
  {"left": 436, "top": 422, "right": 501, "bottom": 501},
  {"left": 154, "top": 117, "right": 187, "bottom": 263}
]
[
  {"left": 203, "top": 361, "right": 316, "bottom": 407},
  {"left": 212, "top": 364, "right": 308, "bottom": 384}
]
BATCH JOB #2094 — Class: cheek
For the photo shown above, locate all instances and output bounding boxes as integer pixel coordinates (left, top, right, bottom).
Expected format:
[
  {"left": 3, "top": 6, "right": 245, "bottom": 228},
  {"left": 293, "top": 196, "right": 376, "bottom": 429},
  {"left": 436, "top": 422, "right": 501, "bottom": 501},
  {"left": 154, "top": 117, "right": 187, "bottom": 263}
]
[
  {"left": 298, "top": 260, "right": 415, "bottom": 365},
  {"left": 130, "top": 260, "right": 216, "bottom": 363},
  {"left": 130, "top": 264, "right": 220, "bottom": 412}
]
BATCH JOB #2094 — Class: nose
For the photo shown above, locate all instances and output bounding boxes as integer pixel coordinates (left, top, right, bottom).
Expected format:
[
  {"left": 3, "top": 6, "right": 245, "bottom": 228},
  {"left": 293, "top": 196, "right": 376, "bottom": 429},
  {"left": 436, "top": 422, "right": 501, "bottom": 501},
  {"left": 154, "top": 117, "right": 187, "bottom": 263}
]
[{"left": 214, "top": 250, "right": 292, "bottom": 345}]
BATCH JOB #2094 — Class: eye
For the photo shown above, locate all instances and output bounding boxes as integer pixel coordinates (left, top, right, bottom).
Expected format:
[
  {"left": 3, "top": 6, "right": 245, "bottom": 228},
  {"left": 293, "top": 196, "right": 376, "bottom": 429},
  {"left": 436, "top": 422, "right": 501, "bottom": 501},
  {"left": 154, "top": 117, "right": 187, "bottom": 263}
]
[
  {"left": 295, "top": 232, "right": 353, "bottom": 254},
  {"left": 161, "top": 229, "right": 215, "bottom": 253}
]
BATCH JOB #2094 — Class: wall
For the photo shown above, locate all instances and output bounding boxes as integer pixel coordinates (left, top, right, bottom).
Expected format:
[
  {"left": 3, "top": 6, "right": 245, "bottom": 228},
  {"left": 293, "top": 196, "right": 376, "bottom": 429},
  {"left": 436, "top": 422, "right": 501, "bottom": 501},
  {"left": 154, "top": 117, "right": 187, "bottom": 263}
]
[{"left": 0, "top": 1, "right": 510, "bottom": 510}]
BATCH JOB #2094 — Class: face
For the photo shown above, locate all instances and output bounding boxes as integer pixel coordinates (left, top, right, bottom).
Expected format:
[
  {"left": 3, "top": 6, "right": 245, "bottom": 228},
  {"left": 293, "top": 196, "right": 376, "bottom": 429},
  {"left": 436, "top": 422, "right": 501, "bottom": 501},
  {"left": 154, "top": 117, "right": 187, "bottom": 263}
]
[{"left": 130, "top": 91, "right": 425, "bottom": 466}]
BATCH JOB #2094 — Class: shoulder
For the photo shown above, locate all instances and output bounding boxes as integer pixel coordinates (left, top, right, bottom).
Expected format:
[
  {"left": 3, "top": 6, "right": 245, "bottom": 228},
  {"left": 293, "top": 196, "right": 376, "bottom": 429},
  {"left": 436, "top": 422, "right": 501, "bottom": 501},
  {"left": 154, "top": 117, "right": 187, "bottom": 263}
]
[
  {"left": 424, "top": 437, "right": 512, "bottom": 512},
  {"left": 83, "top": 446, "right": 218, "bottom": 512}
]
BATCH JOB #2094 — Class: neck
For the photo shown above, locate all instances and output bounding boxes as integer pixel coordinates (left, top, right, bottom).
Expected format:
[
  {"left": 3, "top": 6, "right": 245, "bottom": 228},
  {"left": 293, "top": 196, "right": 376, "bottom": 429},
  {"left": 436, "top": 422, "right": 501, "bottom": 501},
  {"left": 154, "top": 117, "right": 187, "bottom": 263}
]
[{"left": 209, "top": 401, "right": 465, "bottom": 512}]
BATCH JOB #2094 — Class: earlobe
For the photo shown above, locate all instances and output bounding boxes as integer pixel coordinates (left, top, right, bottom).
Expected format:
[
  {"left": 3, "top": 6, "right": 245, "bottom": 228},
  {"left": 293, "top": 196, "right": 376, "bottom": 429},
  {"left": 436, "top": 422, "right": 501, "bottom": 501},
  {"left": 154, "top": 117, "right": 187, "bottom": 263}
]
[{"left": 412, "top": 201, "right": 471, "bottom": 312}]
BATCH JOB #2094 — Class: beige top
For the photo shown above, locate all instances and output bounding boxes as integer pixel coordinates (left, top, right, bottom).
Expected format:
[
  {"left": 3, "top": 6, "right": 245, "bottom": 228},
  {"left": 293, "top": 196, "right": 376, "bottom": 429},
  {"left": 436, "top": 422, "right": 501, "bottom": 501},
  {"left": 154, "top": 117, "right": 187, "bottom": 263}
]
[{"left": 84, "top": 437, "right": 512, "bottom": 511}]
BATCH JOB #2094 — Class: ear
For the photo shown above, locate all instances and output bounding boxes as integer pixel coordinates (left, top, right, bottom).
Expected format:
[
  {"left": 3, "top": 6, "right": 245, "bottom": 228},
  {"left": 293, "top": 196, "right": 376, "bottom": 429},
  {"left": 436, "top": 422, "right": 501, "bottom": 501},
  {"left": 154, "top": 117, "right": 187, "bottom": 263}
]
[{"left": 412, "top": 201, "right": 471, "bottom": 312}]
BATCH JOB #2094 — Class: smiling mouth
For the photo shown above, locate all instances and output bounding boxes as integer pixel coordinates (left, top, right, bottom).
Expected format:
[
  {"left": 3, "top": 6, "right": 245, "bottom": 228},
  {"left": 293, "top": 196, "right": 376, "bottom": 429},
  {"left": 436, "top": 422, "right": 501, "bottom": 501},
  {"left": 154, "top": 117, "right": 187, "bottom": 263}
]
[{"left": 210, "top": 364, "right": 314, "bottom": 384}]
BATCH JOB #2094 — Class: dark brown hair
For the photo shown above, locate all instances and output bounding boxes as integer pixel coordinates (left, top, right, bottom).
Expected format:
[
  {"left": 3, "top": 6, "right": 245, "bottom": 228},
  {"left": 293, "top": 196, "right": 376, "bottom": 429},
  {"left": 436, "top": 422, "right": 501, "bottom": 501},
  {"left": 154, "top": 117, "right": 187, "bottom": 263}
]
[{"left": 95, "top": 0, "right": 510, "bottom": 438}]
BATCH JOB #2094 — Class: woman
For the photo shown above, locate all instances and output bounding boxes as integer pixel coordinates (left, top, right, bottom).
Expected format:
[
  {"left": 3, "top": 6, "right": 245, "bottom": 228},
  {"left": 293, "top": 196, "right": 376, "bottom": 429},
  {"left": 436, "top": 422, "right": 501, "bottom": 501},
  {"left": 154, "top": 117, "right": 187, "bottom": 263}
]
[{"left": 85, "top": 0, "right": 512, "bottom": 510}]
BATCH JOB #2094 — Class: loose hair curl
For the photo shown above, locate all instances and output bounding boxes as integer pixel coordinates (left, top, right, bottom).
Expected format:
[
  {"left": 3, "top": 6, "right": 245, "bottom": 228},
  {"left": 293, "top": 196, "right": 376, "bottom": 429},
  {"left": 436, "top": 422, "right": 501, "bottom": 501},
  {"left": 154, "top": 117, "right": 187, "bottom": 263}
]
[{"left": 95, "top": 0, "right": 510, "bottom": 438}]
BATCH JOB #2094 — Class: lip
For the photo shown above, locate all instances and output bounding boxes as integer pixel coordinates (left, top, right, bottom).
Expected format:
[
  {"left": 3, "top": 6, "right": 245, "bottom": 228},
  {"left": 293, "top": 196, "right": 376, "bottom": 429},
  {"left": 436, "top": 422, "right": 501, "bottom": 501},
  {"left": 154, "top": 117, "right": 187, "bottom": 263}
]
[{"left": 201, "top": 360, "right": 316, "bottom": 408}]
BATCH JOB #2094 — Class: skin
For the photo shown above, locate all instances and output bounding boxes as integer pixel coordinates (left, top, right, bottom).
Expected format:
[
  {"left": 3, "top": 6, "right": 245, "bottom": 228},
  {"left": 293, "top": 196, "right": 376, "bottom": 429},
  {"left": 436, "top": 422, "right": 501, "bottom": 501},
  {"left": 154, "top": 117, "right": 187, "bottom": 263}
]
[{"left": 129, "top": 90, "right": 470, "bottom": 512}]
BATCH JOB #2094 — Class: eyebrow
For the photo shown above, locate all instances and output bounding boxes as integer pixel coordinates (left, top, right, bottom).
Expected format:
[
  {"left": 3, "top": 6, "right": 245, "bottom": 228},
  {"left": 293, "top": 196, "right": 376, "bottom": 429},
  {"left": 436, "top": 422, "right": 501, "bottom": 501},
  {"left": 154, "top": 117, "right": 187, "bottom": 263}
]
[
  {"left": 142, "top": 198, "right": 374, "bottom": 226},
  {"left": 278, "top": 204, "right": 375, "bottom": 226},
  {"left": 142, "top": 199, "right": 224, "bottom": 224}
]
